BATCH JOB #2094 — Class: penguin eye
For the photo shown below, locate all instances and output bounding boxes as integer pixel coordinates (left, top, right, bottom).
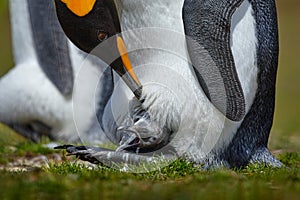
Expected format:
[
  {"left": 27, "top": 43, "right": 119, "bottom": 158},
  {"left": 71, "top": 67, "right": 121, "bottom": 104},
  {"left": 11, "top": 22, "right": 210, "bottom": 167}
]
[{"left": 97, "top": 31, "right": 108, "bottom": 42}]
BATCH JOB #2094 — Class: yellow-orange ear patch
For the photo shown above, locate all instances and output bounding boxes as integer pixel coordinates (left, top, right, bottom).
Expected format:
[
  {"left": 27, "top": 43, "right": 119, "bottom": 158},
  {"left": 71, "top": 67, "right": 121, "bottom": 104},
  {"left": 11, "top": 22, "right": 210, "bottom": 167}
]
[{"left": 60, "top": 0, "right": 96, "bottom": 17}]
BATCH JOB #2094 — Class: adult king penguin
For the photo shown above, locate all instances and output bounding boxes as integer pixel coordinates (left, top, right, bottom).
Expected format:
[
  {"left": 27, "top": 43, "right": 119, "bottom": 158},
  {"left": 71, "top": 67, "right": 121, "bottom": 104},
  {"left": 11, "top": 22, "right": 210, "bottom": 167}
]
[
  {"left": 0, "top": 0, "right": 112, "bottom": 143},
  {"left": 54, "top": 0, "right": 282, "bottom": 168}
]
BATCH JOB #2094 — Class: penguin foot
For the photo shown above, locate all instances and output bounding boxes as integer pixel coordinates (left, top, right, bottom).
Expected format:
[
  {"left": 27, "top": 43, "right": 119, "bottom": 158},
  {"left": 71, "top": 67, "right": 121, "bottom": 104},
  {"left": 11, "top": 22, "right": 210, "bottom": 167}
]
[
  {"left": 55, "top": 145, "right": 165, "bottom": 166},
  {"left": 10, "top": 124, "right": 43, "bottom": 143},
  {"left": 249, "top": 147, "right": 283, "bottom": 168},
  {"left": 201, "top": 157, "right": 230, "bottom": 170},
  {"left": 55, "top": 145, "right": 113, "bottom": 164}
]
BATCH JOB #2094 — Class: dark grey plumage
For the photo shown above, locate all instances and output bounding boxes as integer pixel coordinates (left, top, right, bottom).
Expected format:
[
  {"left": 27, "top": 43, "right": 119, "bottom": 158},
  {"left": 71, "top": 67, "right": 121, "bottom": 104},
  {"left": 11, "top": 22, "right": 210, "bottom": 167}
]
[
  {"left": 28, "top": 0, "right": 73, "bottom": 95},
  {"left": 183, "top": 0, "right": 246, "bottom": 121},
  {"left": 221, "top": 0, "right": 282, "bottom": 168}
]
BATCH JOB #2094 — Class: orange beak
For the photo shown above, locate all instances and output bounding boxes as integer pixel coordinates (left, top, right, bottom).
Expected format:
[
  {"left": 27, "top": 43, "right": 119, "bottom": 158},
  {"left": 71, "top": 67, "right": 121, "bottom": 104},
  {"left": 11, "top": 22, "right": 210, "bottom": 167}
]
[{"left": 116, "top": 36, "right": 142, "bottom": 88}]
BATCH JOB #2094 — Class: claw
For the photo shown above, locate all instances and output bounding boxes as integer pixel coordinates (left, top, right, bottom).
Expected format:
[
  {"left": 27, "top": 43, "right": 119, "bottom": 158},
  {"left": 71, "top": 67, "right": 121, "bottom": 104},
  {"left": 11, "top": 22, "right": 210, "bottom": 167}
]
[
  {"left": 54, "top": 144, "right": 76, "bottom": 150},
  {"left": 55, "top": 145, "right": 116, "bottom": 164}
]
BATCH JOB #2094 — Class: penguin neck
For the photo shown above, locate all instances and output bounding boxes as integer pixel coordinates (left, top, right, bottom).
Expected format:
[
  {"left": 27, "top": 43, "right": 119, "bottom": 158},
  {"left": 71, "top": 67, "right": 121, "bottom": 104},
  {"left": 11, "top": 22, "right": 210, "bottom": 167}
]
[
  {"left": 115, "top": 0, "right": 197, "bottom": 128},
  {"left": 116, "top": 0, "right": 185, "bottom": 32},
  {"left": 115, "top": 0, "right": 190, "bottom": 63}
]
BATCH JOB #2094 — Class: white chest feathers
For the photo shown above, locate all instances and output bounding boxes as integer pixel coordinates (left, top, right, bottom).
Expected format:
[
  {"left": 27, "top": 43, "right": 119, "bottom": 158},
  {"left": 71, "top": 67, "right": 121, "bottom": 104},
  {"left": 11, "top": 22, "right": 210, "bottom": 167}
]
[{"left": 231, "top": 0, "right": 258, "bottom": 112}]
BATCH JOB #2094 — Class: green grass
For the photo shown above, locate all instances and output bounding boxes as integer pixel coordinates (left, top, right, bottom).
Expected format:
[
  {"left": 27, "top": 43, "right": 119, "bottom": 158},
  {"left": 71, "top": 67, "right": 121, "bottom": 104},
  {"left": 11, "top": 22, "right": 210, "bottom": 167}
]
[
  {"left": 0, "top": 124, "right": 299, "bottom": 199},
  {"left": 0, "top": 123, "right": 299, "bottom": 199},
  {"left": 0, "top": 154, "right": 299, "bottom": 200},
  {"left": 0, "top": 124, "right": 55, "bottom": 165},
  {"left": 0, "top": 0, "right": 299, "bottom": 199}
]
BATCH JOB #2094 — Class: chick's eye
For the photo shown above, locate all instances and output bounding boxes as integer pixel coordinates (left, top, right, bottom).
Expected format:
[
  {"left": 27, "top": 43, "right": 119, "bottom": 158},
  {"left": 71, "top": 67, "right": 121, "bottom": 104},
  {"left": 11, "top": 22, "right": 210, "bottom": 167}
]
[{"left": 97, "top": 31, "right": 108, "bottom": 41}]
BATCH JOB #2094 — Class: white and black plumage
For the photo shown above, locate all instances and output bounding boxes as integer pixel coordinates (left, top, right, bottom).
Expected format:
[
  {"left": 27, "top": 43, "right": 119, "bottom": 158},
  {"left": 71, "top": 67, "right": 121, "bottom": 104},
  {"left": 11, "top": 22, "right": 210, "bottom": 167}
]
[
  {"left": 0, "top": 0, "right": 112, "bottom": 143},
  {"left": 52, "top": 0, "right": 282, "bottom": 168}
]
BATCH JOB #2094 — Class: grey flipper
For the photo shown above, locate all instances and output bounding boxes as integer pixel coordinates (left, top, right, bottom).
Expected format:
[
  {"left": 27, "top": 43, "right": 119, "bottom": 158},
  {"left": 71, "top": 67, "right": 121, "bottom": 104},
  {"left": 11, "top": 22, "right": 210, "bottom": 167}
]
[
  {"left": 183, "top": 0, "right": 245, "bottom": 121},
  {"left": 222, "top": 0, "right": 282, "bottom": 168},
  {"left": 27, "top": 0, "right": 73, "bottom": 95},
  {"left": 96, "top": 67, "right": 114, "bottom": 132}
]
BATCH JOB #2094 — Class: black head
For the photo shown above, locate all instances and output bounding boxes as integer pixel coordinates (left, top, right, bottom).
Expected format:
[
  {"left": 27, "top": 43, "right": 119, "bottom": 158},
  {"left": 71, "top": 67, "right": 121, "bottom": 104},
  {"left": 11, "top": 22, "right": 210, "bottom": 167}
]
[
  {"left": 54, "top": 0, "right": 142, "bottom": 98},
  {"left": 54, "top": 0, "right": 120, "bottom": 53}
]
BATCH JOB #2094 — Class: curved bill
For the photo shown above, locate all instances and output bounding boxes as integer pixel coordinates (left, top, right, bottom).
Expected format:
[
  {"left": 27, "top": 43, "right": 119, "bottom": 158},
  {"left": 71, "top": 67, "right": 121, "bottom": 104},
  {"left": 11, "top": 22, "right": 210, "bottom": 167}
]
[
  {"left": 116, "top": 36, "right": 143, "bottom": 99},
  {"left": 89, "top": 34, "right": 143, "bottom": 100},
  {"left": 54, "top": 0, "right": 143, "bottom": 99}
]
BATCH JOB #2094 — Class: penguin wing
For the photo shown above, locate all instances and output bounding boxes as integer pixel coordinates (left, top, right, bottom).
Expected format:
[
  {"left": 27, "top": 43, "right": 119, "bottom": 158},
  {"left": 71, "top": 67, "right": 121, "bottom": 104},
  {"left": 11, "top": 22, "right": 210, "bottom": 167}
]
[
  {"left": 183, "top": 0, "right": 245, "bottom": 121},
  {"left": 27, "top": 0, "right": 73, "bottom": 96}
]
